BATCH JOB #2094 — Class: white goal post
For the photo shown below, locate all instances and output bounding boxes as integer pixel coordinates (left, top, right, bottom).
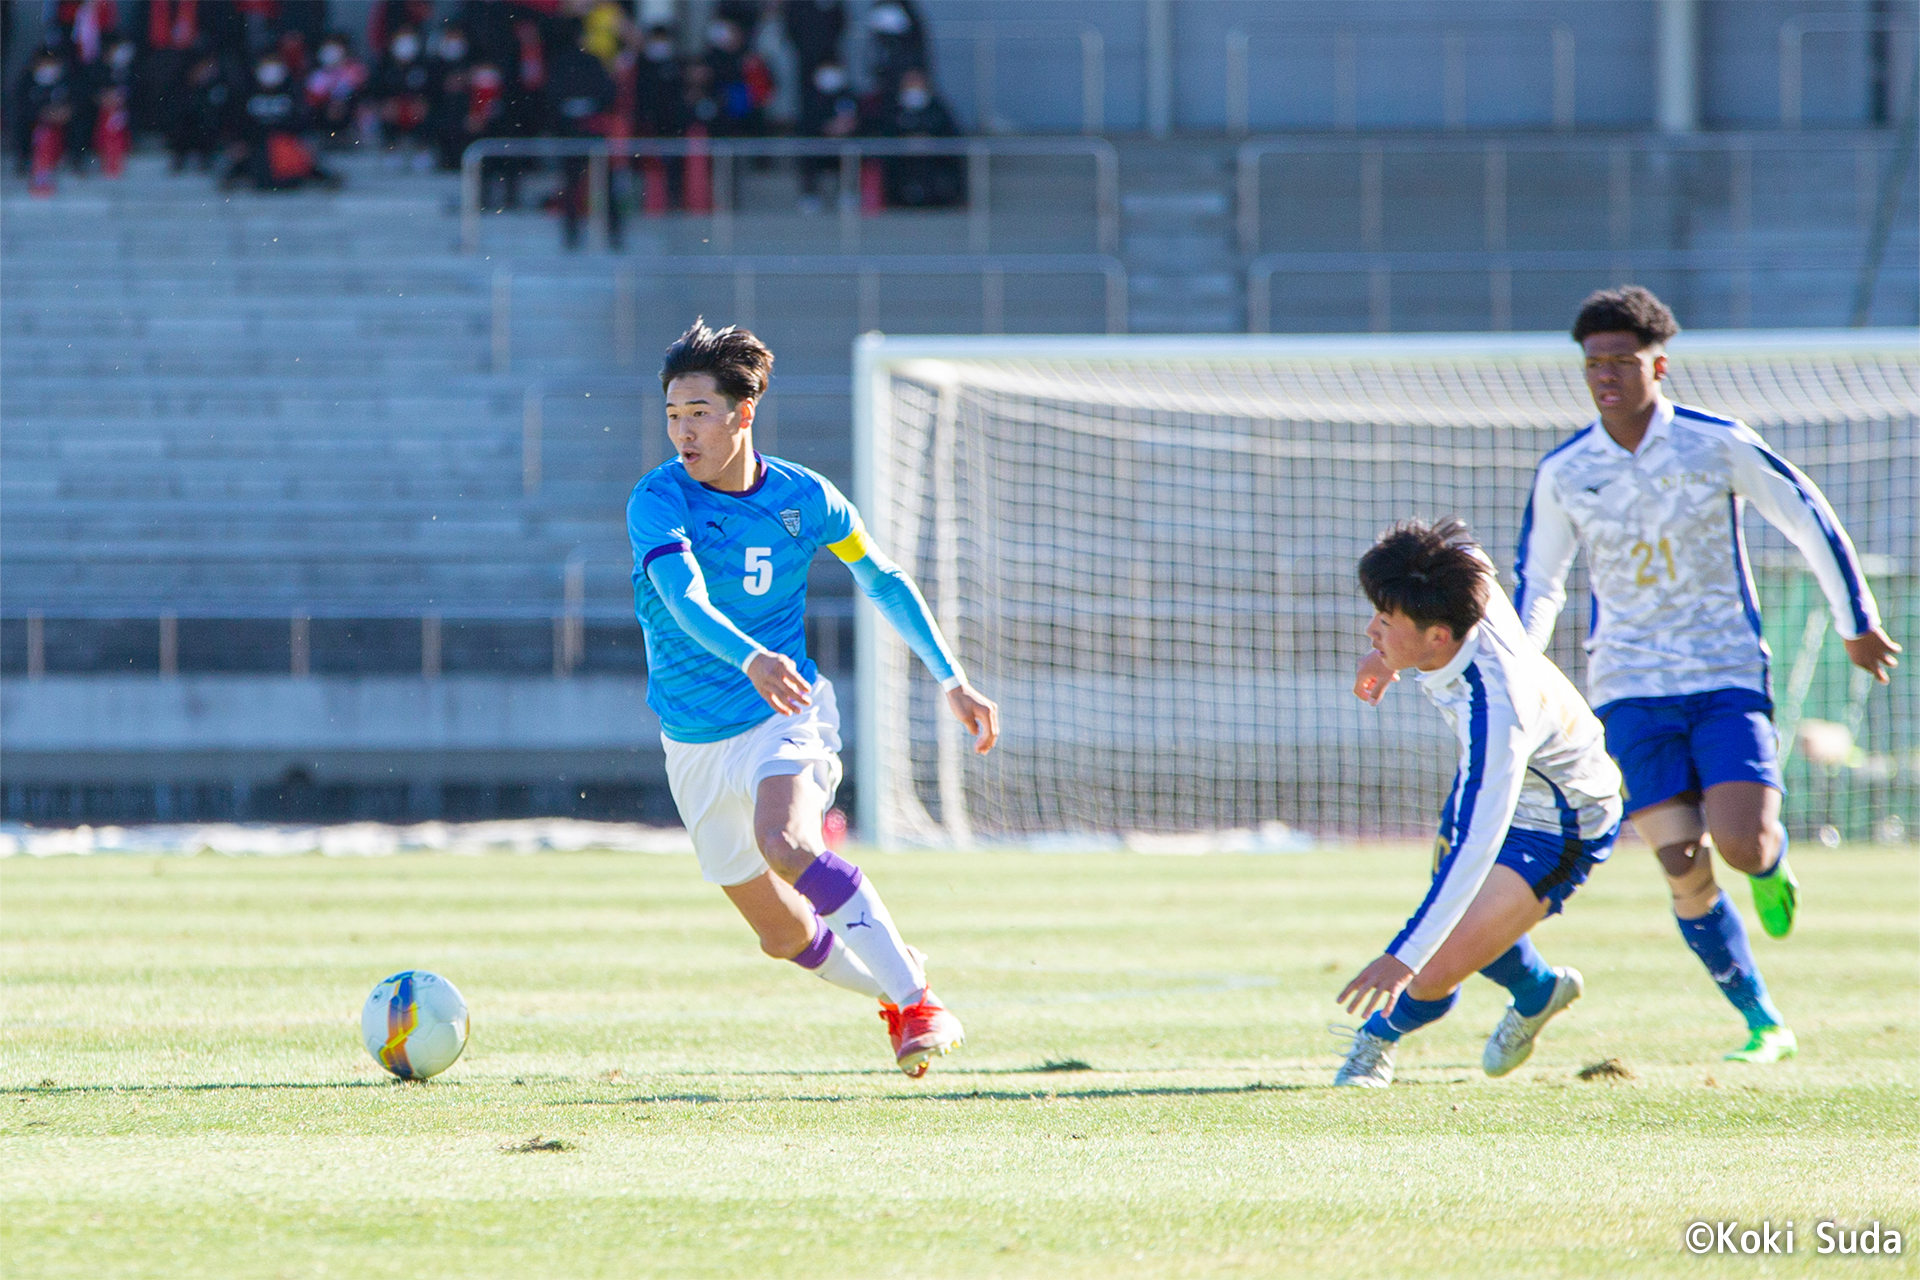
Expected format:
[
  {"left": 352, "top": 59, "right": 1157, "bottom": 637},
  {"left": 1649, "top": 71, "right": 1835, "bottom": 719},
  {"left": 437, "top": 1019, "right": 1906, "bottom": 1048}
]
[{"left": 852, "top": 330, "right": 1920, "bottom": 851}]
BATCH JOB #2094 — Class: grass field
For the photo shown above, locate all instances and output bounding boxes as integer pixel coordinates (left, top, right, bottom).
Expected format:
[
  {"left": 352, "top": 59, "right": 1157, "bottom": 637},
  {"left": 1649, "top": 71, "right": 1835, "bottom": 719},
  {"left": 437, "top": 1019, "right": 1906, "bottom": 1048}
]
[{"left": 3, "top": 844, "right": 1917, "bottom": 1279}]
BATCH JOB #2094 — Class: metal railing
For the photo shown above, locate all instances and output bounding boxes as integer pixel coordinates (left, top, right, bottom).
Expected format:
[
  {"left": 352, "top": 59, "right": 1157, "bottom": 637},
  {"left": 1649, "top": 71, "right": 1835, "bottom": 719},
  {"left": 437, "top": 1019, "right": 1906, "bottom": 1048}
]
[
  {"left": 1780, "top": 12, "right": 1918, "bottom": 129},
  {"left": 1245, "top": 246, "right": 1919, "bottom": 334},
  {"left": 488, "top": 253, "right": 1128, "bottom": 374},
  {"left": 931, "top": 21, "right": 1105, "bottom": 136},
  {"left": 1236, "top": 132, "right": 1910, "bottom": 257},
  {"left": 460, "top": 136, "right": 1119, "bottom": 258},
  {"left": 1225, "top": 21, "right": 1575, "bottom": 136}
]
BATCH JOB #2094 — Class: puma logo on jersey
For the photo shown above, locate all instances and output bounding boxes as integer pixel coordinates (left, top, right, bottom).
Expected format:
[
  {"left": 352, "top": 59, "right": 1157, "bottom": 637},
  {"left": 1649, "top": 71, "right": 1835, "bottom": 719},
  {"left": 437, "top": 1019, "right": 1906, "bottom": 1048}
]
[{"left": 705, "top": 519, "right": 726, "bottom": 535}]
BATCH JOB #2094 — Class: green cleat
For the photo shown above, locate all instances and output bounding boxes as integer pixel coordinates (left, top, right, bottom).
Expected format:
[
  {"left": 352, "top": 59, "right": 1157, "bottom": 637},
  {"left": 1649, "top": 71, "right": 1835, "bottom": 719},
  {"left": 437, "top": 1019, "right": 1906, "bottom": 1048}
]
[
  {"left": 1750, "top": 858, "right": 1799, "bottom": 939},
  {"left": 1724, "top": 1025, "right": 1798, "bottom": 1063}
]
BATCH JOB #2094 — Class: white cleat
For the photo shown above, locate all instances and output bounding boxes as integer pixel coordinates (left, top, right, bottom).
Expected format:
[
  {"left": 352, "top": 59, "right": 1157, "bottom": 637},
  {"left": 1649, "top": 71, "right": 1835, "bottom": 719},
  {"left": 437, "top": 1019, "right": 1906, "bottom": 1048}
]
[
  {"left": 1482, "top": 967, "right": 1584, "bottom": 1077},
  {"left": 1332, "top": 1026, "right": 1396, "bottom": 1087}
]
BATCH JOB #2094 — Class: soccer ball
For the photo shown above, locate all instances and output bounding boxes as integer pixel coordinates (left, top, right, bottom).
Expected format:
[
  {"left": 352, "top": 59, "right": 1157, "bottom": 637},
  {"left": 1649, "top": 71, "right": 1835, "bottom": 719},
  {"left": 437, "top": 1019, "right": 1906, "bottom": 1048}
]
[{"left": 361, "top": 970, "right": 469, "bottom": 1080}]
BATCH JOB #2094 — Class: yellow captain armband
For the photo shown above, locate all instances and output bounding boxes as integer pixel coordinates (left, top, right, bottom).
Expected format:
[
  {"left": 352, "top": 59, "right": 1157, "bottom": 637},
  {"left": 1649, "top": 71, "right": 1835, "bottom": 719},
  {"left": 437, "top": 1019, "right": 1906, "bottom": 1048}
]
[{"left": 827, "top": 526, "right": 874, "bottom": 564}]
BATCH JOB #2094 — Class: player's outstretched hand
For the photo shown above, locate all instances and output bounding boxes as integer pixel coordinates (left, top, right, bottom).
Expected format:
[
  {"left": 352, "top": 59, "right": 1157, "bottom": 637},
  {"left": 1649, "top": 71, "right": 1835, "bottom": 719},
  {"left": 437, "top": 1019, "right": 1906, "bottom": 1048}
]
[
  {"left": 1338, "top": 952, "right": 1414, "bottom": 1019},
  {"left": 1844, "top": 628, "right": 1902, "bottom": 684},
  {"left": 1353, "top": 649, "right": 1399, "bottom": 705},
  {"left": 946, "top": 682, "right": 1001, "bottom": 754},
  {"left": 746, "top": 651, "right": 813, "bottom": 716}
]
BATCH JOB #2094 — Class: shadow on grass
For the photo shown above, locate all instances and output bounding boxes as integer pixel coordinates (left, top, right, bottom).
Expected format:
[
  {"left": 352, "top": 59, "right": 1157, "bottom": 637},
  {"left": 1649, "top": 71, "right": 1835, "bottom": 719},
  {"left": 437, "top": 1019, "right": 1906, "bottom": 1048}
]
[
  {"left": 636, "top": 1063, "right": 1216, "bottom": 1079},
  {"left": 555, "top": 1080, "right": 1313, "bottom": 1107},
  {"left": 3, "top": 1080, "right": 409, "bottom": 1095}
]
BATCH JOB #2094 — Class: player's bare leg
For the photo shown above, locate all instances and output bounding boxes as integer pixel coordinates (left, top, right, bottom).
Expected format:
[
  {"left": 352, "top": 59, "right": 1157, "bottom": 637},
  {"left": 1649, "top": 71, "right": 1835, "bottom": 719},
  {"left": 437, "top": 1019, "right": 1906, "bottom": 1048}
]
[
  {"left": 722, "top": 869, "right": 889, "bottom": 999},
  {"left": 1405, "top": 866, "right": 1551, "bottom": 1001},
  {"left": 754, "top": 770, "right": 962, "bottom": 1076},
  {"left": 721, "top": 871, "right": 815, "bottom": 959},
  {"left": 1703, "top": 781, "right": 1786, "bottom": 875},
  {"left": 1633, "top": 796, "right": 1794, "bottom": 1061},
  {"left": 1703, "top": 780, "right": 1797, "bottom": 939},
  {"left": 1411, "top": 868, "right": 1584, "bottom": 1077}
]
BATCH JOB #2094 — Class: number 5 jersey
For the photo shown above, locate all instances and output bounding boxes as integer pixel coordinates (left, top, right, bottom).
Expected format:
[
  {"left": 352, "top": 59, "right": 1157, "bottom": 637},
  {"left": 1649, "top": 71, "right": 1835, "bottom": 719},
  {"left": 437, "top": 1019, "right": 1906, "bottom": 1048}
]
[
  {"left": 1512, "top": 398, "right": 1881, "bottom": 709},
  {"left": 628, "top": 452, "right": 962, "bottom": 743}
]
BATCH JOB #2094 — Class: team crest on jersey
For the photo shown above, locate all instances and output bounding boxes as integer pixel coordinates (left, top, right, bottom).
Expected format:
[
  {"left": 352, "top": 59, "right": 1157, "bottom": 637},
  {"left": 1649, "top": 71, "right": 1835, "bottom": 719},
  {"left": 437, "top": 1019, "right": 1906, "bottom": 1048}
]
[{"left": 779, "top": 508, "right": 803, "bottom": 537}]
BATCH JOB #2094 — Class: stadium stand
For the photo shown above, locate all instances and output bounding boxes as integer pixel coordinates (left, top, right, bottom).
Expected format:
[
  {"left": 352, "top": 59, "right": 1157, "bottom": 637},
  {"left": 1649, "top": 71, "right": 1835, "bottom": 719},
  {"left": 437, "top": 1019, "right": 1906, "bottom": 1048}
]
[{"left": 2, "top": 0, "right": 1914, "bottom": 826}]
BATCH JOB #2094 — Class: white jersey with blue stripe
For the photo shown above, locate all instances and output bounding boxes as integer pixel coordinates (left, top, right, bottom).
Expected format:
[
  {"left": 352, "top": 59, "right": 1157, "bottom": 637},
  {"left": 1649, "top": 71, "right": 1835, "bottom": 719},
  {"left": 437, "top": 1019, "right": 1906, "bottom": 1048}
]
[
  {"left": 1513, "top": 398, "right": 1880, "bottom": 709},
  {"left": 1391, "top": 565, "right": 1623, "bottom": 974}
]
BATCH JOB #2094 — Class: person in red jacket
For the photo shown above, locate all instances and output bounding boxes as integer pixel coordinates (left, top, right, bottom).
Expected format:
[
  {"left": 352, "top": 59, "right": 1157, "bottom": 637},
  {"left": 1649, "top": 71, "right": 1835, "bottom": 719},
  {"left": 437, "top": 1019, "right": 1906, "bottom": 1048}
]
[{"left": 303, "top": 31, "right": 366, "bottom": 148}]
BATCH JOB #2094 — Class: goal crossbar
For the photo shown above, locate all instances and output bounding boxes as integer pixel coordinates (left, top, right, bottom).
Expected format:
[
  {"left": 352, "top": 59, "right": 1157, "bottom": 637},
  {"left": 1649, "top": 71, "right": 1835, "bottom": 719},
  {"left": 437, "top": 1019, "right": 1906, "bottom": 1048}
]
[{"left": 852, "top": 329, "right": 1920, "bottom": 851}]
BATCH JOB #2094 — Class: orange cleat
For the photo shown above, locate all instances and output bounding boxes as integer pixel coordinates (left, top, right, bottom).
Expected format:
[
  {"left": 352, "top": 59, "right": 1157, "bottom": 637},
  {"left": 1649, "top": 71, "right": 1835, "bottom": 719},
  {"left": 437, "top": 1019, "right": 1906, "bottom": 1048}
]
[
  {"left": 880, "top": 991, "right": 964, "bottom": 1078},
  {"left": 879, "top": 1001, "right": 905, "bottom": 1059}
]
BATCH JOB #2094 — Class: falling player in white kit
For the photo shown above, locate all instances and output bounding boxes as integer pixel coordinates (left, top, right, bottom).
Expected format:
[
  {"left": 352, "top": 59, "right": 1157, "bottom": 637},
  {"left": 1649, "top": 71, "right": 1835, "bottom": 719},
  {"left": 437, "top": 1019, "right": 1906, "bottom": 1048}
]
[
  {"left": 1497, "top": 287, "right": 1896, "bottom": 1062},
  {"left": 1335, "top": 518, "right": 1623, "bottom": 1087}
]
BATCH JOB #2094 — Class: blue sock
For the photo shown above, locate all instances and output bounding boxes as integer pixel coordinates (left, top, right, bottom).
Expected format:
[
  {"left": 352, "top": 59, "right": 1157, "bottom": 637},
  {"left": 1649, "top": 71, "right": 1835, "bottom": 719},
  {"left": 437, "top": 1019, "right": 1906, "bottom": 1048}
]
[
  {"left": 1676, "top": 891, "right": 1785, "bottom": 1031},
  {"left": 1754, "top": 829, "right": 1789, "bottom": 878},
  {"left": 1361, "top": 989, "right": 1458, "bottom": 1042},
  {"left": 1479, "top": 936, "right": 1558, "bottom": 1017}
]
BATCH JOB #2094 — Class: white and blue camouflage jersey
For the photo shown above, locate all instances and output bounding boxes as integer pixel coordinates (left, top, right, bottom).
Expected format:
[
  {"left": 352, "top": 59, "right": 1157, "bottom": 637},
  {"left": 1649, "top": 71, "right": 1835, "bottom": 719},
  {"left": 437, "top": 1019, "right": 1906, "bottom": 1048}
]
[{"left": 1514, "top": 398, "right": 1880, "bottom": 709}]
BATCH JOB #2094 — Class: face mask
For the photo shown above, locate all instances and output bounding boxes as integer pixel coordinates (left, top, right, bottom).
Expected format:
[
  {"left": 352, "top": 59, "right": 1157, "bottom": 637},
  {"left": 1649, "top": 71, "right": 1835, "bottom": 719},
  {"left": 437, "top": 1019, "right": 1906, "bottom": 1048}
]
[
  {"left": 319, "top": 44, "right": 344, "bottom": 67},
  {"left": 33, "top": 63, "right": 60, "bottom": 86},
  {"left": 813, "top": 66, "right": 846, "bottom": 93},
  {"left": 393, "top": 35, "right": 420, "bottom": 60},
  {"left": 900, "top": 87, "right": 930, "bottom": 110},
  {"left": 440, "top": 37, "right": 466, "bottom": 60},
  {"left": 645, "top": 39, "right": 674, "bottom": 62},
  {"left": 868, "top": 4, "right": 908, "bottom": 35},
  {"left": 257, "top": 62, "right": 287, "bottom": 87}
]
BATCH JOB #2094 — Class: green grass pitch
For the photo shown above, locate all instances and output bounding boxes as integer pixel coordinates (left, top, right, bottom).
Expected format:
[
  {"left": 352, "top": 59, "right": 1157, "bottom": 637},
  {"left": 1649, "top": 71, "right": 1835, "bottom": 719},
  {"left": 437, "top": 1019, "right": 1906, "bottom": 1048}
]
[{"left": 4, "top": 845, "right": 1916, "bottom": 1278}]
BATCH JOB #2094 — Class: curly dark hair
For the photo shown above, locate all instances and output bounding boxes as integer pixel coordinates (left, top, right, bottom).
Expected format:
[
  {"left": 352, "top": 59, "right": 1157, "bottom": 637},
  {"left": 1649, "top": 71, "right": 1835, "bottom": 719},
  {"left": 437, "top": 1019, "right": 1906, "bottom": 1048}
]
[
  {"left": 659, "top": 316, "right": 773, "bottom": 404},
  {"left": 1570, "top": 285, "right": 1681, "bottom": 348},
  {"left": 1357, "top": 516, "right": 1489, "bottom": 641}
]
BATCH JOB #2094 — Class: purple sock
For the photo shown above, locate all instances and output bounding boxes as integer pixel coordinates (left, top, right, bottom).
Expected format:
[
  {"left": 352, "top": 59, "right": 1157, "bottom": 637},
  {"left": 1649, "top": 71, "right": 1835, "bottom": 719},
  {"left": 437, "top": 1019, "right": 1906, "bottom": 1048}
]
[
  {"left": 793, "top": 851, "right": 863, "bottom": 914},
  {"left": 790, "top": 921, "right": 835, "bottom": 971}
]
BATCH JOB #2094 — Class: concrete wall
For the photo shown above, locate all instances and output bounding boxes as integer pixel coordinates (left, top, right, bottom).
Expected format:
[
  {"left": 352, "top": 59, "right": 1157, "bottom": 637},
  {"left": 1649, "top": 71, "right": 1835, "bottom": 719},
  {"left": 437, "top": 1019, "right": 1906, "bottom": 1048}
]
[
  {"left": 0, "top": 676, "right": 668, "bottom": 819},
  {"left": 902, "top": 0, "right": 1903, "bottom": 135},
  {"left": 1, "top": 675, "right": 661, "bottom": 756}
]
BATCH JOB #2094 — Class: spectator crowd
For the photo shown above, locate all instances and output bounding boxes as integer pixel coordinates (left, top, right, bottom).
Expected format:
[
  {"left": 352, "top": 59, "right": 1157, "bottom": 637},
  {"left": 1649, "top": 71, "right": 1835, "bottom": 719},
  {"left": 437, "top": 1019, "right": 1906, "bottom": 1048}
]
[{"left": 6, "top": 0, "right": 965, "bottom": 230}]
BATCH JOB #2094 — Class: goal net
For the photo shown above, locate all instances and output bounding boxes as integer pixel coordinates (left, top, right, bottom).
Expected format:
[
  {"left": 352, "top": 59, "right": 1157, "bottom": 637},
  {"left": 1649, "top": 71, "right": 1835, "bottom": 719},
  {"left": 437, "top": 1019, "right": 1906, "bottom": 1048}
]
[{"left": 852, "top": 332, "right": 1919, "bottom": 850}]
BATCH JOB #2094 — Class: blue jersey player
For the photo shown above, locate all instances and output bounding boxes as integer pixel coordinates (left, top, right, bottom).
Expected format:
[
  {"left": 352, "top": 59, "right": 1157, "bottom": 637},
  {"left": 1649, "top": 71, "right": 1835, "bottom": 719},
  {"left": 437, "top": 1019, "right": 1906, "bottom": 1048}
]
[{"left": 627, "top": 319, "right": 1000, "bottom": 1078}]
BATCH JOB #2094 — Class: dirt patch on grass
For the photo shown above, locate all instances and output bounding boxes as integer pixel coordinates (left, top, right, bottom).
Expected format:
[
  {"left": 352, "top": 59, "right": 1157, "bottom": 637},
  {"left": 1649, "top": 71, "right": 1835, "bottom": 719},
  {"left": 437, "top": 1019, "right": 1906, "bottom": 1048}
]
[
  {"left": 1576, "top": 1058, "right": 1635, "bottom": 1082},
  {"left": 503, "top": 1135, "right": 576, "bottom": 1154}
]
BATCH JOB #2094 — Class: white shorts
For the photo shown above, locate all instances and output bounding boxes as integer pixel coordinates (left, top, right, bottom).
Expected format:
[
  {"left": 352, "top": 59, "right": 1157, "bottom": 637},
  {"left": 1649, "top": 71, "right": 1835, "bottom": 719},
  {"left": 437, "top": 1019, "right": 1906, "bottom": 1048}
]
[{"left": 661, "top": 676, "right": 843, "bottom": 887}]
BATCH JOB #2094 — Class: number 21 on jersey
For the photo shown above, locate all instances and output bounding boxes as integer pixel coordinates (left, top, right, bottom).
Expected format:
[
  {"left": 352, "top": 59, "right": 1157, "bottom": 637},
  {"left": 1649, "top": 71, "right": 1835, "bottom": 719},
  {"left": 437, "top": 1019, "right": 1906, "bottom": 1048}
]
[
  {"left": 1630, "top": 537, "right": 1677, "bottom": 586},
  {"left": 743, "top": 547, "right": 774, "bottom": 595}
]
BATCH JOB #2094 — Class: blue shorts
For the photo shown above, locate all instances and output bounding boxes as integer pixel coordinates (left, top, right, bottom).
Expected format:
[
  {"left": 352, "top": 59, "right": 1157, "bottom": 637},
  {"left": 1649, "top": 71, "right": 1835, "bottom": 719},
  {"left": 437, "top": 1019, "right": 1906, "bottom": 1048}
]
[
  {"left": 1596, "top": 687, "right": 1783, "bottom": 813},
  {"left": 1494, "top": 824, "right": 1615, "bottom": 917}
]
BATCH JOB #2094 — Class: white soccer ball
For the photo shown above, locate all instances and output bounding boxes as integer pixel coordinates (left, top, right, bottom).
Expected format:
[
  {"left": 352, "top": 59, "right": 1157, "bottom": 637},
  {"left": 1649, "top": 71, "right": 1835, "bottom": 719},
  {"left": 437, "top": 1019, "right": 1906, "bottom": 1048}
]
[{"left": 361, "top": 970, "right": 469, "bottom": 1080}]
